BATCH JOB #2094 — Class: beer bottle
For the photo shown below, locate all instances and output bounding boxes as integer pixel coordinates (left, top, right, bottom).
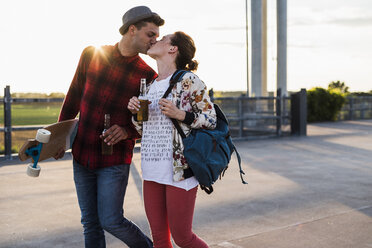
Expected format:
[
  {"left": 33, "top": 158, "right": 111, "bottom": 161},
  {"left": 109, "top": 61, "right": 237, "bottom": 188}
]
[
  {"left": 137, "top": 78, "right": 149, "bottom": 123},
  {"left": 101, "top": 114, "right": 113, "bottom": 155}
]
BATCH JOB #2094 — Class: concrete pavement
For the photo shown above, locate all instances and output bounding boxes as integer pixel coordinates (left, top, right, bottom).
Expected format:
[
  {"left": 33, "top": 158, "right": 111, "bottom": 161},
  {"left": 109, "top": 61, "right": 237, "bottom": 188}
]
[{"left": 1, "top": 120, "right": 372, "bottom": 248}]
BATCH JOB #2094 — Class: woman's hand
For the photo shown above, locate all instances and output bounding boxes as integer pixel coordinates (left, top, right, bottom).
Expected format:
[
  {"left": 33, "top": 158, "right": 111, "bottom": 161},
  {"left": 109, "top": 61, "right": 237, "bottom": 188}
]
[
  {"left": 159, "top": 99, "right": 186, "bottom": 121},
  {"left": 128, "top": 96, "right": 140, "bottom": 114}
]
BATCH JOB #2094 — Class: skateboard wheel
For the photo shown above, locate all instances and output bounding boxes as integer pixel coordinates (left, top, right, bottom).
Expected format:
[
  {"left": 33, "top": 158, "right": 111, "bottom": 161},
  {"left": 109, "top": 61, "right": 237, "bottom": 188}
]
[
  {"left": 26, "top": 163, "right": 41, "bottom": 177},
  {"left": 36, "top": 129, "right": 51, "bottom": 143}
]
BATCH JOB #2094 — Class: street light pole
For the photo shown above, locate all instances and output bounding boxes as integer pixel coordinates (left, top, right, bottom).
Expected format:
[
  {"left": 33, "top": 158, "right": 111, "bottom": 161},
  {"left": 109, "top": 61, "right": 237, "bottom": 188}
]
[
  {"left": 277, "top": 0, "right": 287, "bottom": 96},
  {"left": 245, "top": 0, "right": 249, "bottom": 96}
]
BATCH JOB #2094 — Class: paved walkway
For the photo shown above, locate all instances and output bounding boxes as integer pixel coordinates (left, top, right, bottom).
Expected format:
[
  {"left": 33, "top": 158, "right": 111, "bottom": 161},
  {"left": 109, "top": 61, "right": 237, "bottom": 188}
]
[{"left": 1, "top": 120, "right": 372, "bottom": 248}]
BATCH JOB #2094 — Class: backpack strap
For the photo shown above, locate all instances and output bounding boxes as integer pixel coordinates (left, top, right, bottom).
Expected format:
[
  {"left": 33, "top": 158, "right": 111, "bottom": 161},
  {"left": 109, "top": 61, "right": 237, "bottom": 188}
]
[
  {"left": 162, "top": 70, "right": 188, "bottom": 100},
  {"left": 200, "top": 185, "right": 213, "bottom": 194},
  {"left": 162, "top": 70, "right": 193, "bottom": 178},
  {"left": 162, "top": 70, "right": 188, "bottom": 139},
  {"left": 232, "top": 143, "right": 248, "bottom": 185}
]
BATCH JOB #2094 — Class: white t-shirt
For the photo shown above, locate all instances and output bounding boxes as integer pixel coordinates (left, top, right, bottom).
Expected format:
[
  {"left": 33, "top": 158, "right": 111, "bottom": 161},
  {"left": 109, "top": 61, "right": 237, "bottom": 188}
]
[{"left": 141, "top": 75, "right": 199, "bottom": 191}]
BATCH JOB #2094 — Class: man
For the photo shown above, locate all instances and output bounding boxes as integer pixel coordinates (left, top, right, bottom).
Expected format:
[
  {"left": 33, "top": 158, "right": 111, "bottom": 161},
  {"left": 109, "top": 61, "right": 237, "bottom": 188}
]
[{"left": 57, "top": 6, "right": 164, "bottom": 248}]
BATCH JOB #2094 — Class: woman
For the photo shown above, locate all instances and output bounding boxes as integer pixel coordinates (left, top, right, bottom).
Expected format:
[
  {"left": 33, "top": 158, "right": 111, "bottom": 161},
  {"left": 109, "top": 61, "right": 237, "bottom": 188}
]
[{"left": 128, "top": 31, "right": 216, "bottom": 248}]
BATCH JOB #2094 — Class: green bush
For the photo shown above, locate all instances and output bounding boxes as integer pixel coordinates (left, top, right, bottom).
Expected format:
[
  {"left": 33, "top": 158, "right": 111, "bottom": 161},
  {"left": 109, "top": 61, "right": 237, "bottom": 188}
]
[{"left": 307, "top": 87, "right": 345, "bottom": 122}]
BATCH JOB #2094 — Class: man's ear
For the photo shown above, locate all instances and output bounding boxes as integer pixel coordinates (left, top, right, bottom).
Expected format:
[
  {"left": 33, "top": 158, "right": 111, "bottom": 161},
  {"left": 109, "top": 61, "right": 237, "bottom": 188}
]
[{"left": 128, "top": 25, "right": 136, "bottom": 35}]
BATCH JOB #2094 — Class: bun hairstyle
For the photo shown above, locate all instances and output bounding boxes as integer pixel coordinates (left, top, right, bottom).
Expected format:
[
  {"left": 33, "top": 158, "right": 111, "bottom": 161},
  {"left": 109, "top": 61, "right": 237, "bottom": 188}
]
[{"left": 170, "top": 31, "right": 199, "bottom": 72}]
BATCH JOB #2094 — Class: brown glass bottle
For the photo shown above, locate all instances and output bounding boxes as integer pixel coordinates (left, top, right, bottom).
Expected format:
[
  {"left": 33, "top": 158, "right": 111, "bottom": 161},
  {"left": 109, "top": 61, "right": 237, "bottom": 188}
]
[
  {"left": 137, "top": 78, "right": 149, "bottom": 123},
  {"left": 101, "top": 114, "right": 113, "bottom": 155}
]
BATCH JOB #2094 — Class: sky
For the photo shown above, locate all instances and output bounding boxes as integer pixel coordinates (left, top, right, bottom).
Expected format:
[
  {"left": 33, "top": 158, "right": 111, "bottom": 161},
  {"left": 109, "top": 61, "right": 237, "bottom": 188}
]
[{"left": 1, "top": 0, "right": 372, "bottom": 96}]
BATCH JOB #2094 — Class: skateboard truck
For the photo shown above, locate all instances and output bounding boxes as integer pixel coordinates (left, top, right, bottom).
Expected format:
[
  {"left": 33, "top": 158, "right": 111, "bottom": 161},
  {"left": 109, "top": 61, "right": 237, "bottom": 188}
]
[
  {"left": 25, "top": 143, "right": 43, "bottom": 175},
  {"left": 26, "top": 129, "right": 51, "bottom": 177}
]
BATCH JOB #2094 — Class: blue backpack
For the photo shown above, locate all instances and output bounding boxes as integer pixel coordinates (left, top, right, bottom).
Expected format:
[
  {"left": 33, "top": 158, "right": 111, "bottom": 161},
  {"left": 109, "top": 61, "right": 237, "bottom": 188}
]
[{"left": 163, "top": 70, "right": 248, "bottom": 194}]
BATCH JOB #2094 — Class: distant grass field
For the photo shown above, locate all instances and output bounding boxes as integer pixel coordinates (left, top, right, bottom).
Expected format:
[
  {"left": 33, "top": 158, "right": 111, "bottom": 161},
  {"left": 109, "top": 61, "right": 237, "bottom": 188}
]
[
  {"left": 0, "top": 102, "right": 63, "bottom": 154},
  {"left": 1, "top": 102, "right": 62, "bottom": 125}
]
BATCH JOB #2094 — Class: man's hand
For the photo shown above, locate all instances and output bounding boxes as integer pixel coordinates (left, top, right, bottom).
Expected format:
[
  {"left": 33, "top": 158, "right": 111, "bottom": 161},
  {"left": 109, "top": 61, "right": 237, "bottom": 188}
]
[
  {"left": 100, "top": 125, "right": 128, "bottom": 145},
  {"left": 54, "top": 147, "right": 65, "bottom": 160}
]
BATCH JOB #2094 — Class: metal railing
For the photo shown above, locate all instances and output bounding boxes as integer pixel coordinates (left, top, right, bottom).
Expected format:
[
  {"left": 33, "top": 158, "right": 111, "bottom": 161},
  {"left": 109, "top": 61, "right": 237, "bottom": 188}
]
[
  {"left": 338, "top": 96, "right": 372, "bottom": 121},
  {"left": 210, "top": 89, "right": 291, "bottom": 140},
  {"left": 1, "top": 86, "right": 303, "bottom": 160},
  {"left": 1, "top": 86, "right": 64, "bottom": 160}
]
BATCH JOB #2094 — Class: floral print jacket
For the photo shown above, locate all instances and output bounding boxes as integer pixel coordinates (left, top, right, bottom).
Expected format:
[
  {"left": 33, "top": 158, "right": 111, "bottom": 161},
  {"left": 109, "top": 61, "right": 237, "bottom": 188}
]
[{"left": 132, "top": 71, "right": 217, "bottom": 182}]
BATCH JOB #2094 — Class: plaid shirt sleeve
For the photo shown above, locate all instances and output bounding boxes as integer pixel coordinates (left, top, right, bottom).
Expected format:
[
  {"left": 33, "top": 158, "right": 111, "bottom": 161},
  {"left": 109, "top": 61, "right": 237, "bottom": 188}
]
[{"left": 58, "top": 46, "right": 95, "bottom": 121}]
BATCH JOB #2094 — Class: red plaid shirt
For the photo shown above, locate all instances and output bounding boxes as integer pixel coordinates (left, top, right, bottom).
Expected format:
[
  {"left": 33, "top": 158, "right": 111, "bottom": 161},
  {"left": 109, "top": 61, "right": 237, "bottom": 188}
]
[{"left": 59, "top": 43, "right": 156, "bottom": 169}]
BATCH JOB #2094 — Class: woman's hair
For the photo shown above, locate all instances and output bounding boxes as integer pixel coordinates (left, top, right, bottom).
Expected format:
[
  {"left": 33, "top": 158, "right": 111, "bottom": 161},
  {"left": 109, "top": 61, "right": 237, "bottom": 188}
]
[{"left": 170, "top": 31, "right": 198, "bottom": 71}]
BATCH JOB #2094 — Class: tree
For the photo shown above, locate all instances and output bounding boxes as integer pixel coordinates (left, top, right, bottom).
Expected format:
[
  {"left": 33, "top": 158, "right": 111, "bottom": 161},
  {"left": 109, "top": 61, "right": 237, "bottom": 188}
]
[
  {"left": 328, "top": 81, "right": 349, "bottom": 94},
  {"left": 48, "top": 92, "right": 65, "bottom": 98}
]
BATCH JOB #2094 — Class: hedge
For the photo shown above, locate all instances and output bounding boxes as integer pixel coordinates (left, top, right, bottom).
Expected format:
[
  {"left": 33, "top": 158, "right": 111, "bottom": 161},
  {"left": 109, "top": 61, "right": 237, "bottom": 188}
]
[{"left": 307, "top": 87, "right": 345, "bottom": 122}]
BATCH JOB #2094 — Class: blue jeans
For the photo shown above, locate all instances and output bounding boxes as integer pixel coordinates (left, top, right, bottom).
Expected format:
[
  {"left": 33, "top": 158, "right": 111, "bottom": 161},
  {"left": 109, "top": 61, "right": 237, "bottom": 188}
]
[{"left": 73, "top": 160, "right": 153, "bottom": 248}]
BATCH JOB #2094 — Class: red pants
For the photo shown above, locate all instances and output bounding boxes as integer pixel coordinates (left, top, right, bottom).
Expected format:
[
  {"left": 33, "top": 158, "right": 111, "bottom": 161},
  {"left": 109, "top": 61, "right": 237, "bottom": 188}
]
[{"left": 143, "top": 180, "right": 209, "bottom": 248}]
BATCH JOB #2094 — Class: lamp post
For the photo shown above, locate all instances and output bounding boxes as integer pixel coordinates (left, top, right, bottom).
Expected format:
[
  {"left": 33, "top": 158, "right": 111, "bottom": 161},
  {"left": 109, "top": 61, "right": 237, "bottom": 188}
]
[
  {"left": 245, "top": 0, "right": 249, "bottom": 96},
  {"left": 277, "top": 0, "right": 287, "bottom": 96}
]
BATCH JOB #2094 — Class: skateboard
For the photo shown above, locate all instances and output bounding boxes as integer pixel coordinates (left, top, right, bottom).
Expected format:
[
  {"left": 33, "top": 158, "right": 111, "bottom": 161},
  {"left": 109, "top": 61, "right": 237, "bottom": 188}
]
[{"left": 18, "top": 119, "right": 78, "bottom": 177}]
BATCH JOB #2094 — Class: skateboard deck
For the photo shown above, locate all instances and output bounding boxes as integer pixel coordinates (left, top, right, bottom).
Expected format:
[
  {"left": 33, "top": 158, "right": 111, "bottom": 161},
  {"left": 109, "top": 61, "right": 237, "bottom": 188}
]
[{"left": 18, "top": 119, "right": 78, "bottom": 162}]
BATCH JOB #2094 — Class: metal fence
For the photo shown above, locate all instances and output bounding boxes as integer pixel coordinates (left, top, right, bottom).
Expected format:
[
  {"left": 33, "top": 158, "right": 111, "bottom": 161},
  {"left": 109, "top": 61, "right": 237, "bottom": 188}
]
[
  {"left": 338, "top": 96, "right": 372, "bottom": 121},
  {"left": 211, "top": 92, "right": 291, "bottom": 140},
  {"left": 1, "top": 86, "right": 297, "bottom": 160},
  {"left": 1, "top": 86, "right": 64, "bottom": 160}
]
